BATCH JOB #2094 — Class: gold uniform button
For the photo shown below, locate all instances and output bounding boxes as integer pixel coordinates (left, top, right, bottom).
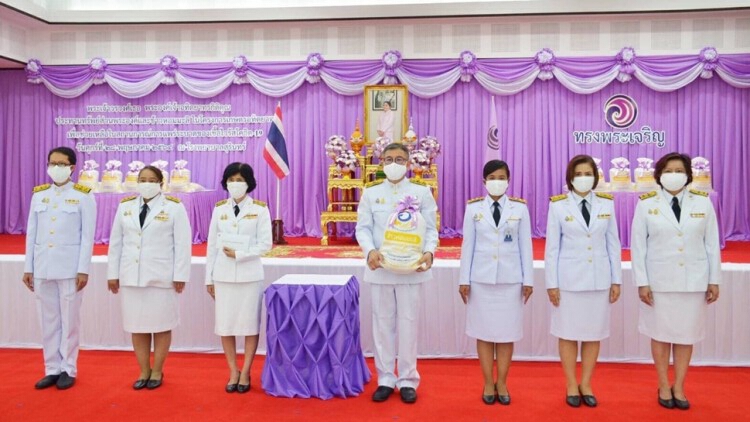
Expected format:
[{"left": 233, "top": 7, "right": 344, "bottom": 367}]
[
  {"left": 53, "top": 205, "right": 58, "bottom": 209},
  {"left": 587, "top": 234, "right": 591, "bottom": 238},
  {"left": 48, "top": 243, "right": 53, "bottom": 248},
  {"left": 679, "top": 262, "right": 684, "bottom": 266},
  {"left": 135, "top": 259, "right": 139, "bottom": 263},
  {"left": 678, "top": 233, "right": 683, "bottom": 237},
  {"left": 51, "top": 217, "right": 57, "bottom": 221},
  {"left": 679, "top": 248, "right": 684, "bottom": 252},
  {"left": 587, "top": 246, "right": 592, "bottom": 250},
  {"left": 50, "top": 230, "right": 54, "bottom": 234},
  {"left": 493, "top": 255, "right": 498, "bottom": 260},
  {"left": 588, "top": 259, "right": 592, "bottom": 263}
]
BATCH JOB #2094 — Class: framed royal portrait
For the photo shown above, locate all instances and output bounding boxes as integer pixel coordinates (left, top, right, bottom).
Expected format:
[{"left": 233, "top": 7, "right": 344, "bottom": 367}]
[{"left": 364, "top": 85, "right": 409, "bottom": 143}]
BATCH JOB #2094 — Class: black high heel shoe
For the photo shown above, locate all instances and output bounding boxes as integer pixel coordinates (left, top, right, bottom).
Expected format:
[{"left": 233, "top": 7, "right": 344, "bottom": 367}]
[
  {"left": 482, "top": 387, "right": 496, "bottom": 405},
  {"left": 671, "top": 388, "right": 690, "bottom": 410},
  {"left": 658, "top": 388, "right": 675, "bottom": 409},
  {"left": 225, "top": 371, "right": 240, "bottom": 393},
  {"left": 579, "top": 385, "right": 597, "bottom": 407},
  {"left": 146, "top": 372, "right": 163, "bottom": 390}
]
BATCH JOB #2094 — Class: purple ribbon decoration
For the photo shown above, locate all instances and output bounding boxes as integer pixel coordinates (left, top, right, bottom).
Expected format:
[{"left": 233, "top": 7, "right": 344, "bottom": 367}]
[
  {"left": 459, "top": 51, "right": 477, "bottom": 83},
  {"left": 382, "top": 50, "right": 402, "bottom": 85},
  {"left": 306, "top": 53, "right": 324, "bottom": 84},
  {"left": 611, "top": 157, "right": 630, "bottom": 170},
  {"left": 699, "top": 47, "right": 719, "bottom": 79},
  {"left": 232, "top": 55, "right": 250, "bottom": 81},
  {"left": 160, "top": 55, "right": 179, "bottom": 85},
  {"left": 25, "top": 59, "right": 43, "bottom": 83},
  {"left": 89, "top": 57, "right": 108, "bottom": 84},
  {"left": 616, "top": 47, "right": 637, "bottom": 83},
  {"left": 535, "top": 48, "right": 556, "bottom": 81},
  {"left": 387, "top": 195, "right": 421, "bottom": 228}
]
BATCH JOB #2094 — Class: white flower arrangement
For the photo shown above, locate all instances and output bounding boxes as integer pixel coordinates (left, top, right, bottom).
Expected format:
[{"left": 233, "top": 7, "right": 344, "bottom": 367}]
[
  {"left": 325, "top": 135, "right": 347, "bottom": 160},
  {"left": 409, "top": 149, "right": 431, "bottom": 171},
  {"left": 335, "top": 149, "right": 359, "bottom": 172}
]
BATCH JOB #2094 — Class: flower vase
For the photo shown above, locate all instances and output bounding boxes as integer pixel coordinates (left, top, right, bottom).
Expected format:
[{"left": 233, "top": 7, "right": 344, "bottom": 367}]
[
  {"left": 341, "top": 168, "right": 352, "bottom": 179},
  {"left": 413, "top": 168, "right": 424, "bottom": 180}
]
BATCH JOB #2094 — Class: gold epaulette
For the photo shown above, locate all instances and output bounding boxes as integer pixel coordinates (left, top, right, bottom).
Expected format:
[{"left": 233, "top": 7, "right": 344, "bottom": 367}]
[
  {"left": 639, "top": 191, "right": 657, "bottom": 200},
  {"left": 33, "top": 183, "right": 51, "bottom": 193},
  {"left": 509, "top": 196, "right": 526, "bottom": 204},
  {"left": 595, "top": 192, "right": 614, "bottom": 200},
  {"left": 689, "top": 189, "right": 709, "bottom": 197},
  {"left": 166, "top": 195, "right": 181, "bottom": 203},
  {"left": 410, "top": 179, "right": 427, "bottom": 186},
  {"left": 121, "top": 195, "right": 137, "bottom": 203},
  {"left": 365, "top": 179, "right": 384, "bottom": 188},
  {"left": 550, "top": 194, "right": 568, "bottom": 202},
  {"left": 215, "top": 199, "right": 228, "bottom": 207},
  {"left": 253, "top": 199, "right": 267, "bottom": 207},
  {"left": 467, "top": 197, "right": 484, "bottom": 204},
  {"left": 73, "top": 183, "right": 92, "bottom": 194}
]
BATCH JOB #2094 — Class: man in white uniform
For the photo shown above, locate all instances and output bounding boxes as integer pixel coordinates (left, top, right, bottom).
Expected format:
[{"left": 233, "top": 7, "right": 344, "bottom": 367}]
[
  {"left": 22, "top": 146, "right": 97, "bottom": 390},
  {"left": 356, "top": 143, "right": 438, "bottom": 404}
]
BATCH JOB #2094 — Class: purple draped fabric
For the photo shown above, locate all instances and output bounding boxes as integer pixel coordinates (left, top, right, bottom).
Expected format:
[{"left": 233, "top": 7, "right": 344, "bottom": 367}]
[
  {"left": 261, "top": 275, "right": 371, "bottom": 399},
  {"left": 1, "top": 64, "right": 749, "bottom": 241}
]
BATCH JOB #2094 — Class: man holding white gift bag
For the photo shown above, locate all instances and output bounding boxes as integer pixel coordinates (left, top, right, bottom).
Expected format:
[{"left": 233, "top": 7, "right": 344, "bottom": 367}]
[{"left": 356, "top": 143, "right": 438, "bottom": 404}]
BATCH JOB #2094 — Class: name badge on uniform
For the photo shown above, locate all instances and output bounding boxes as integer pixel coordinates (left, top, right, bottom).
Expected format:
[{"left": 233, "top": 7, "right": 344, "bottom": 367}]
[
  {"left": 504, "top": 229, "right": 513, "bottom": 242},
  {"left": 244, "top": 214, "right": 258, "bottom": 219},
  {"left": 690, "top": 213, "right": 706, "bottom": 218},
  {"left": 42, "top": 197, "right": 50, "bottom": 204},
  {"left": 508, "top": 216, "right": 520, "bottom": 221},
  {"left": 65, "top": 199, "right": 80, "bottom": 205},
  {"left": 220, "top": 214, "right": 228, "bottom": 220},
  {"left": 154, "top": 211, "right": 169, "bottom": 221},
  {"left": 473, "top": 213, "right": 483, "bottom": 222},
  {"left": 565, "top": 215, "right": 574, "bottom": 222},
  {"left": 597, "top": 214, "right": 611, "bottom": 219}
]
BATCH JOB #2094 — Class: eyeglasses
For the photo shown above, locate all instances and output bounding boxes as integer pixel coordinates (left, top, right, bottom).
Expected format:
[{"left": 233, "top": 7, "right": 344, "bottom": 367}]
[
  {"left": 47, "top": 163, "right": 71, "bottom": 168},
  {"left": 383, "top": 157, "right": 407, "bottom": 165}
]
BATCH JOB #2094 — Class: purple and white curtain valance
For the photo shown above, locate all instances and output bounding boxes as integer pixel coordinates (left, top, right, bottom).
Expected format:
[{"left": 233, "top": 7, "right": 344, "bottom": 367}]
[{"left": 25, "top": 48, "right": 750, "bottom": 99}]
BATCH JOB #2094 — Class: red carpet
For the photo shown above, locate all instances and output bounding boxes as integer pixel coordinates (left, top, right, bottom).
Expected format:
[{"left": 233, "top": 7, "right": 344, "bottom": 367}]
[
  {"left": 2, "top": 234, "right": 750, "bottom": 262},
  {"left": 1, "top": 349, "right": 748, "bottom": 421}
]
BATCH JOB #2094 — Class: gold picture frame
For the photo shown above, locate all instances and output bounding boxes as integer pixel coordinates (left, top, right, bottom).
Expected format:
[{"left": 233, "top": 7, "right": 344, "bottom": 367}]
[{"left": 364, "top": 85, "right": 409, "bottom": 143}]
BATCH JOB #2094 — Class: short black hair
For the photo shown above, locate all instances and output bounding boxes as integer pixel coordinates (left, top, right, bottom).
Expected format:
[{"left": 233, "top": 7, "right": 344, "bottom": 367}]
[
  {"left": 483, "top": 159, "right": 510, "bottom": 180},
  {"left": 654, "top": 152, "right": 693, "bottom": 188},
  {"left": 221, "top": 162, "right": 257, "bottom": 193},
  {"left": 48, "top": 146, "right": 77, "bottom": 165},
  {"left": 139, "top": 165, "right": 165, "bottom": 186},
  {"left": 382, "top": 142, "right": 409, "bottom": 157}
]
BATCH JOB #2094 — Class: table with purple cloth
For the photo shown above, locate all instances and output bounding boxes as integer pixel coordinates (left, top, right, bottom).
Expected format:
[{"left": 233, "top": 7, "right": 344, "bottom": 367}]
[
  {"left": 261, "top": 274, "right": 371, "bottom": 399},
  {"left": 93, "top": 190, "right": 226, "bottom": 244},
  {"left": 609, "top": 190, "right": 722, "bottom": 248}
]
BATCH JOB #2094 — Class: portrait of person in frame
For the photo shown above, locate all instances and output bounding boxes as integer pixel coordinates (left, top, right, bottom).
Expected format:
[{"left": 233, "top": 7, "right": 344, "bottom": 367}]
[{"left": 364, "top": 85, "right": 408, "bottom": 143}]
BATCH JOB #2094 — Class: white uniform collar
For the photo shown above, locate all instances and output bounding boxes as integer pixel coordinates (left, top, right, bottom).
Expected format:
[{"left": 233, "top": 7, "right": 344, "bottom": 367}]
[
  {"left": 571, "top": 190, "right": 593, "bottom": 206},
  {"left": 485, "top": 194, "right": 508, "bottom": 210},
  {"left": 660, "top": 188, "right": 686, "bottom": 206},
  {"left": 138, "top": 192, "right": 162, "bottom": 208},
  {"left": 231, "top": 196, "right": 250, "bottom": 209},
  {"left": 386, "top": 178, "right": 409, "bottom": 189},
  {"left": 52, "top": 180, "right": 73, "bottom": 191}
]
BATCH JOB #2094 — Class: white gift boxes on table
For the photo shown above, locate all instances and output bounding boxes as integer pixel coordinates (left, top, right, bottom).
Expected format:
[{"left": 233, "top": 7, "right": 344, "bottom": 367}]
[
  {"left": 101, "top": 160, "right": 123, "bottom": 192},
  {"left": 170, "top": 160, "right": 191, "bottom": 192},
  {"left": 78, "top": 159, "right": 99, "bottom": 191},
  {"left": 380, "top": 195, "right": 427, "bottom": 274},
  {"left": 609, "top": 157, "right": 632, "bottom": 191},
  {"left": 635, "top": 157, "right": 657, "bottom": 191},
  {"left": 691, "top": 156, "right": 712, "bottom": 191},
  {"left": 123, "top": 160, "right": 145, "bottom": 192}
]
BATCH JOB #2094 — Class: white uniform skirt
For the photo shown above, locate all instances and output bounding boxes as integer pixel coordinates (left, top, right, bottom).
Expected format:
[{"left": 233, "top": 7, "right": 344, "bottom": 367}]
[
  {"left": 639, "top": 291, "right": 706, "bottom": 345},
  {"left": 214, "top": 281, "right": 263, "bottom": 336},
  {"left": 466, "top": 283, "right": 523, "bottom": 343},
  {"left": 121, "top": 286, "right": 179, "bottom": 334},
  {"left": 551, "top": 289, "right": 610, "bottom": 341}
]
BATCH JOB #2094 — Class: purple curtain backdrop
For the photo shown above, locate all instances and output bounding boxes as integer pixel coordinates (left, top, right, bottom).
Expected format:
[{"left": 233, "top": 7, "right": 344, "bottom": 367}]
[{"left": 1, "top": 69, "right": 748, "bottom": 241}]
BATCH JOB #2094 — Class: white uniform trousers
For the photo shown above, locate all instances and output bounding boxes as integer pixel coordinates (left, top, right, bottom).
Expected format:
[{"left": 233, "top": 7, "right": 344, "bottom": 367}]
[
  {"left": 34, "top": 278, "right": 82, "bottom": 377},
  {"left": 370, "top": 283, "right": 421, "bottom": 390}
]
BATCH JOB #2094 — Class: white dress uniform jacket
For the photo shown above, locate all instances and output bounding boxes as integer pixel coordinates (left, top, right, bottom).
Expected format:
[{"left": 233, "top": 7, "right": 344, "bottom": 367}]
[
  {"left": 356, "top": 178, "right": 438, "bottom": 283},
  {"left": 205, "top": 197, "right": 272, "bottom": 284},
  {"left": 24, "top": 182, "right": 97, "bottom": 279},
  {"left": 631, "top": 189, "right": 721, "bottom": 292},
  {"left": 459, "top": 195, "right": 533, "bottom": 287},
  {"left": 107, "top": 193, "right": 192, "bottom": 288},
  {"left": 545, "top": 192, "right": 622, "bottom": 291}
]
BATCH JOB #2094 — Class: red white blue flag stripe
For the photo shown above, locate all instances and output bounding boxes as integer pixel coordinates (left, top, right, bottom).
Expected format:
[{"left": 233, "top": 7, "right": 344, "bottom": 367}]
[{"left": 263, "top": 102, "right": 290, "bottom": 179}]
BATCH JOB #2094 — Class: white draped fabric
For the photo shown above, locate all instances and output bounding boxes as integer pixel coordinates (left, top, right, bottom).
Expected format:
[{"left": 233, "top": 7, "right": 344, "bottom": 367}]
[{"left": 1, "top": 255, "right": 748, "bottom": 366}]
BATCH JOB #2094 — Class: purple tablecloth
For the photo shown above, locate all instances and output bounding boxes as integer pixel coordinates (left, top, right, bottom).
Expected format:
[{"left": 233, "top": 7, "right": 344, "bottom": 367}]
[
  {"left": 613, "top": 191, "right": 722, "bottom": 248},
  {"left": 261, "top": 275, "right": 371, "bottom": 399},
  {"left": 93, "top": 190, "right": 226, "bottom": 244}
]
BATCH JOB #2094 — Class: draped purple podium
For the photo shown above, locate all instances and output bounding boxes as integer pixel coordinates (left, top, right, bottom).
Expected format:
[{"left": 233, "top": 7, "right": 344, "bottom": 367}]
[
  {"left": 92, "top": 190, "right": 226, "bottom": 244},
  {"left": 261, "top": 274, "right": 371, "bottom": 399}
]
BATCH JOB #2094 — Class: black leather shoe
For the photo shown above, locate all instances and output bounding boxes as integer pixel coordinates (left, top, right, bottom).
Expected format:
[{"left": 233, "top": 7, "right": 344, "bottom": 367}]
[
  {"left": 146, "top": 373, "right": 163, "bottom": 390},
  {"left": 566, "top": 395, "right": 581, "bottom": 408},
  {"left": 133, "top": 379, "right": 149, "bottom": 390},
  {"left": 400, "top": 387, "right": 417, "bottom": 404},
  {"left": 226, "top": 383, "right": 238, "bottom": 393},
  {"left": 237, "top": 378, "right": 251, "bottom": 394},
  {"left": 56, "top": 372, "right": 75, "bottom": 390},
  {"left": 482, "top": 388, "right": 496, "bottom": 405},
  {"left": 35, "top": 374, "right": 60, "bottom": 390},
  {"left": 497, "top": 393, "right": 511, "bottom": 406},
  {"left": 579, "top": 386, "right": 597, "bottom": 407},
  {"left": 372, "top": 386, "right": 394, "bottom": 402},
  {"left": 672, "top": 388, "right": 690, "bottom": 410},
  {"left": 658, "top": 389, "right": 675, "bottom": 409}
]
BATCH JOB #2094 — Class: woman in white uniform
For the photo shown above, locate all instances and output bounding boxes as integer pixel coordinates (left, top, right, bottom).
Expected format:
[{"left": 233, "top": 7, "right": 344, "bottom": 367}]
[
  {"left": 631, "top": 152, "right": 720, "bottom": 410},
  {"left": 458, "top": 160, "right": 533, "bottom": 406},
  {"left": 107, "top": 165, "right": 192, "bottom": 390},
  {"left": 206, "top": 162, "right": 272, "bottom": 393},
  {"left": 544, "top": 154, "right": 622, "bottom": 408}
]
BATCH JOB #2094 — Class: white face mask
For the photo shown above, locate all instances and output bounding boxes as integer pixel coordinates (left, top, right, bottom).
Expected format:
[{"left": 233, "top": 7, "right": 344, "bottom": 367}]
[
  {"left": 227, "top": 181, "right": 248, "bottom": 200},
  {"left": 660, "top": 173, "right": 688, "bottom": 191},
  {"left": 137, "top": 182, "right": 161, "bottom": 200},
  {"left": 485, "top": 180, "right": 509, "bottom": 197},
  {"left": 571, "top": 176, "right": 595, "bottom": 193},
  {"left": 383, "top": 162, "right": 407, "bottom": 181},
  {"left": 47, "top": 166, "right": 72, "bottom": 184}
]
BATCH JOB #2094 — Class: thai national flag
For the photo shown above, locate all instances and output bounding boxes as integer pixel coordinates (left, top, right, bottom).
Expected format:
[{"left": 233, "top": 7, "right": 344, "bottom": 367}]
[{"left": 263, "top": 102, "right": 290, "bottom": 179}]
